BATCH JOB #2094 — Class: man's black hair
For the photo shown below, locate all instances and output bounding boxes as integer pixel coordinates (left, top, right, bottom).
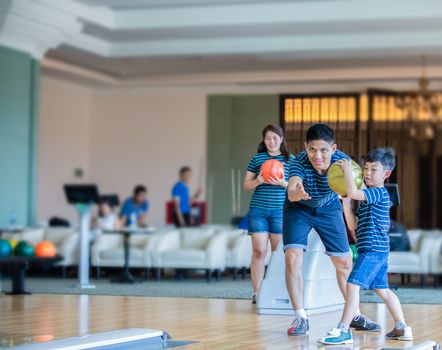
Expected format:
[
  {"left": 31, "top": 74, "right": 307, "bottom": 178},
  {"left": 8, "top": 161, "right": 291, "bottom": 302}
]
[{"left": 305, "top": 123, "right": 335, "bottom": 144}]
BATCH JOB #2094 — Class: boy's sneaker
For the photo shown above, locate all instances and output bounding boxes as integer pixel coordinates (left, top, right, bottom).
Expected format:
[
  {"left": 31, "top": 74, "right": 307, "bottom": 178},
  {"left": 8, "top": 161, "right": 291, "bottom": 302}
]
[
  {"left": 386, "top": 326, "right": 413, "bottom": 341},
  {"left": 318, "top": 328, "right": 353, "bottom": 345},
  {"left": 287, "top": 317, "right": 309, "bottom": 336},
  {"left": 350, "top": 314, "right": 381, "bottom": 332}
]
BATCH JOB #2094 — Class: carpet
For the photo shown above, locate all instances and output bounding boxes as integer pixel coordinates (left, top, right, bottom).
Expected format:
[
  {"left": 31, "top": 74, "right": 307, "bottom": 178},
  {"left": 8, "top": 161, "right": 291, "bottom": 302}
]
[{"left": 1, "top": 277, "right": 442, "bottom": 304}]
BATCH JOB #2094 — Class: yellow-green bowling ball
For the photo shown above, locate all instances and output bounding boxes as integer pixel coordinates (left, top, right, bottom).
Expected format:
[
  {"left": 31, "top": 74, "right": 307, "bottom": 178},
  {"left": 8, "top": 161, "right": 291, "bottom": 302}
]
[
  {"left": 9, "top": 239, "right": 18, "bottom": 250},
  {"left": 327, "top": 160, "right": 363, "bottom": 196}
]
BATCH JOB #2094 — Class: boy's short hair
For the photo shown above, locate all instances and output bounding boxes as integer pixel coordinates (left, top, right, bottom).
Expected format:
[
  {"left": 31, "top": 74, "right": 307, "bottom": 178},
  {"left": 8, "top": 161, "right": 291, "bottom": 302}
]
[
  {"left": 365, "top": 147, "right": 396, "bottom": 171},
  {"left": 306, "top": 123, "right": 335, "bottom": 144},
  {"left": 133, "top": 185, "right": 147, "bottom": 196},
  {"left": 179, "top": 166, "right": 191, "bottom": 176}
]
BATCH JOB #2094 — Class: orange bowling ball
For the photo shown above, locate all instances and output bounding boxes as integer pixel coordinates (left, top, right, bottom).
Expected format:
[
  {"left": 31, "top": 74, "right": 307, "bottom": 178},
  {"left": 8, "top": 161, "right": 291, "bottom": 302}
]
[
  {"left": 261, "top": 159, "right": 284, "bottom": 182},
  {"left": 35, "top": 240, "right": 57, "bottom": 257}
]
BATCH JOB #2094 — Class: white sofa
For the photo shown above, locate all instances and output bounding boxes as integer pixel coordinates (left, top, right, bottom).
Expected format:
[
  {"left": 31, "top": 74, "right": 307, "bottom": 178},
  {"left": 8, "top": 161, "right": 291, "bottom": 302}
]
[
  {"left": 10, "top": 228, "right": 45, "bottom": 246},
  {"left": 388, "top": 229, "right": 442, "bottom": 285},
  {"left": 427, "top": 231, "right": 442, "bottom": 283},
  {"left": 90, "top": 226, "right": 269, "bottom": 282},
  {"left": 223, "top": 229, "right": 251, "bottom": 279},
  {"left": 44, "top": 228, "right": 79, "bottom": 275},
  {"left": 152, "top": 227, "right": 228, "bottom": 282},
  {"left": 91, "top": 231, "right": 171, "bottom": 279}
]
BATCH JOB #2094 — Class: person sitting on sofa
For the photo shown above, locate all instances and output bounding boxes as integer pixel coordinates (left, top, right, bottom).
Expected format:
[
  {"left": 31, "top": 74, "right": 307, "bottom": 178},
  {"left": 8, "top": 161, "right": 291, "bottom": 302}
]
[
  {"left": 92, "top": 199, "right": 120, "bottom": 231},
  {"left": 120, "top": 185, "right": 149, "bottom": 227}
]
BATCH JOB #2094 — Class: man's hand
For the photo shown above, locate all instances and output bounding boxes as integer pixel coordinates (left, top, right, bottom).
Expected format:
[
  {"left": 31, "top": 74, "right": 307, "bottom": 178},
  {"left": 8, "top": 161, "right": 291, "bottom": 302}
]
[{"left": 288, "top": 182, "right": 311, "bottom": 202}]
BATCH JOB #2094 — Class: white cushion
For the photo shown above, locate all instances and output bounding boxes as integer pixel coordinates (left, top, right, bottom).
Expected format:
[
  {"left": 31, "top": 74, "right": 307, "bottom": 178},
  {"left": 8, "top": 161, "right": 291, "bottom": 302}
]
[
  {"left": 162, "top": 249, "right": 206, "bottom": 262},
  {"left": 100, "top": 248, "right": 144, "bottom": 262},
  {"left": 130, "top": 235, "right": 150, "bottom": 248},
  {"left": 20, "top": 229, "right": 45, "bottom": 245},
  {"left": 181, "top": 230, "right": 213, "bottom": 249},
  {"left": 44, "top": 228, "right": 75, "bottom": 245},
  {"left": 388, "top": 252, "right": 421, "bottom": 273}
]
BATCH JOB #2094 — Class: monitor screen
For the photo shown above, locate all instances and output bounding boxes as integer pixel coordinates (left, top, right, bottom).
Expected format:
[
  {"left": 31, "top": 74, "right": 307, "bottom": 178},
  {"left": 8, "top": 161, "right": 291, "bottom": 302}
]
[
  {"left": 64, "top": 184, "right": 100, "bottom": 205},
  {"left": 385, "top": 183, "right": 400, "bottom": 207}
]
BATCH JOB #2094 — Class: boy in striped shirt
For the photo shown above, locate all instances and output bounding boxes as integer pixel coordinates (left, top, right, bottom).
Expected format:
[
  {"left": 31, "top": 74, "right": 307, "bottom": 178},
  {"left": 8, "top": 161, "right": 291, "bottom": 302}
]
[{"left": 318, "top": 148, "right": 413, "bottom": 345}]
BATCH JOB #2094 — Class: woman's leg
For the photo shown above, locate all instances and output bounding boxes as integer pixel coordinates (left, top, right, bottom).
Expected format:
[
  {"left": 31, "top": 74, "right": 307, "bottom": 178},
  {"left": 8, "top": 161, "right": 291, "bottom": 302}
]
[
  {"left": 269, "top": 233, "right": 282, "bottom": 252},
  {"left": 251, "top": 233, "right": 269, "bottom": 294}
]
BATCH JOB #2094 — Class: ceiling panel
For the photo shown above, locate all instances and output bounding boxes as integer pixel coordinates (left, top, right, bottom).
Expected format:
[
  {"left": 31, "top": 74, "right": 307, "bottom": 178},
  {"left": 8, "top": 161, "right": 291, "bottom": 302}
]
[
  {"left": 46, "top": 45, "right": 442, "bottom": 79},
  {"left": 3, "top": 0, "right": 439, "bottom": 83},
  {"left": 80, "top": 18, "right": 442, "bottom": 42},
  {"left": 74, "top": 0, "right": 287, "bottom": 10}
]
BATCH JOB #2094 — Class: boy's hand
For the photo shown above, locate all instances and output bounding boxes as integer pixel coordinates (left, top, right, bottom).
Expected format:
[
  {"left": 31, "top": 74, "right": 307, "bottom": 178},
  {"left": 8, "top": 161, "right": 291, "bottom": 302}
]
[
  {"left": 335, "top": 159, "right": 352, "bottom": 173},
  {"left": 288, "top": 182, "right": 311, "bottom": 202}
]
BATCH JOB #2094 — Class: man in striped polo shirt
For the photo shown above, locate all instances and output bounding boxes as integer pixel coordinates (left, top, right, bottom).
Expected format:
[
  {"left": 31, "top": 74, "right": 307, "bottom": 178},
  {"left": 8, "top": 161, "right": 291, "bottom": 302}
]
[
  {"left": 319, "top": 148, "right": 412, "bottom": 345},
  {"left": 284, "top": 123, "right": 380, "bottom": 336}
]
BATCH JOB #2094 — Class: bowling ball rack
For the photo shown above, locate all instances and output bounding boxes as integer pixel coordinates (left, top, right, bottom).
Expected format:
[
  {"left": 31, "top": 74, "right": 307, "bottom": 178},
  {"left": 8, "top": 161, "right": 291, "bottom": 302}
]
[{"left": 0, "top": 255, "right": 62, "bottom": 295}]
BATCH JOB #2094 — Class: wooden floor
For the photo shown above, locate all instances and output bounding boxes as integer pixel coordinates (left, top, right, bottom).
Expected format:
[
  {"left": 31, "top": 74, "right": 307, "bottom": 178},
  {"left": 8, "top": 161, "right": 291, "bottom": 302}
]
[{"left": 0, "top": 294, "right": 441, "bottom": 349}]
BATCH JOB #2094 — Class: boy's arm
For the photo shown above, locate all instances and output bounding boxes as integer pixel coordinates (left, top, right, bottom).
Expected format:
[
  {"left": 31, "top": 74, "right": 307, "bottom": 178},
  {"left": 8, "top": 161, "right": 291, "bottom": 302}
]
[
  {"left": 335, "top": 159, "right": 366, "bottom": 201},
  {"left": 342, "top": 197, "right": 358, "bottom": 231}
]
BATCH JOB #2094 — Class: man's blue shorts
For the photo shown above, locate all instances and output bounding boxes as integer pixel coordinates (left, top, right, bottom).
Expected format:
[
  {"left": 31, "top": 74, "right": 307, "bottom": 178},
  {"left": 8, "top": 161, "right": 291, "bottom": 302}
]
[
  {"left": 348, "top": 251, "right": 389, "bottom": 290},
  {"left": 248, "top": 207, "right": 283, "bottom": 234},
  {"left": 283, "top": 200, "right": 350, "bottom": 256}
]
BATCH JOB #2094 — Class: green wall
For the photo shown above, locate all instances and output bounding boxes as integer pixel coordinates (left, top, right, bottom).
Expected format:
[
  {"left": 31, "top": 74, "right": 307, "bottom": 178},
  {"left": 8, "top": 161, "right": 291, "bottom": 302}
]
[
  {"left": 0, "top": 46, "right": 39, "bottom": 227},
  {"left": 207, "top": 94, "right": 278, "bottom": 224}
]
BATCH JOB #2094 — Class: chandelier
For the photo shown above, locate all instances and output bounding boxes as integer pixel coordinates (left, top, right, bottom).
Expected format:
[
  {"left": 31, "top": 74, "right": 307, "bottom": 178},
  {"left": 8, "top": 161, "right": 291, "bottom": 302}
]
[{"left": 395, "top": 56, "right": 442, "bottom": 141}]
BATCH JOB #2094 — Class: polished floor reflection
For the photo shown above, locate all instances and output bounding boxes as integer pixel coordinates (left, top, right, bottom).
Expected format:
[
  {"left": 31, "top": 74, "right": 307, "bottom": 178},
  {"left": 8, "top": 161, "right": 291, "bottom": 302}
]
[{"left": 0, "top": 294, "right": 441, "bottom": 349}]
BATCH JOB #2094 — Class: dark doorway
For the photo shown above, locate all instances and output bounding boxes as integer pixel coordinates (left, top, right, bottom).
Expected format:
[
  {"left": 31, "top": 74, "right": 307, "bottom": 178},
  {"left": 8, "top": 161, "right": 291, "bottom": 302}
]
[
  {"left": 438, "top": 156, "right": 442, "bottom": 229},
  {"left": 418, "top": 155, "right": 432, "bottom": 229}
]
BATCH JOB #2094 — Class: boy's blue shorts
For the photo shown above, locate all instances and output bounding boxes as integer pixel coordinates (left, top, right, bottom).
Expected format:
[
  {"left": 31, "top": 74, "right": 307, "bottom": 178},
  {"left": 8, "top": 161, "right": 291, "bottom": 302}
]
[
  {"left": 348, "top": 251, "right": 389, "bottom": 290},
  {"left": 248, "top": 207, "right": 283, "bottom": 234},
  {"left": 283, "top": 200, "right": 350, "bottom": 256}
]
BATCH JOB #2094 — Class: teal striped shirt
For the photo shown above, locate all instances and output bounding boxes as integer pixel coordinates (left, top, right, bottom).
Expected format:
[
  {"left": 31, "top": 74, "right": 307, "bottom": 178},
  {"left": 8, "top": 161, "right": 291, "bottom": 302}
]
[
  {"left": 355, "top": 187, "right": 391, "bottom": 253},
  {"left": 286, "top": 149, "right": 350, "bottom": 208},
  {"left": 247, "top": 152, "right": 294, "bottom": 209}
]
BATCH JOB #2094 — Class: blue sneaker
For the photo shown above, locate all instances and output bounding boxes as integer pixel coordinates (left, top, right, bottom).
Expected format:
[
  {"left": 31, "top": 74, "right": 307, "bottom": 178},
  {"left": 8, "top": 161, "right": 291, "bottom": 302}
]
[
  {"left": 287, "top": 317, "right": 309, "bottom": 336},
  {"left": 318, "top": 328, "right": 353, "bottom": 345}
]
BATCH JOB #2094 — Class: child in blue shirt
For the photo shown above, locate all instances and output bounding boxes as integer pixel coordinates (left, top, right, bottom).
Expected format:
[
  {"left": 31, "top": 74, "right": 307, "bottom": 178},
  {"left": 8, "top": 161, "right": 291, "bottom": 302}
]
[{"left": 318, "top": 147, "right": 413, "bottom": 345}]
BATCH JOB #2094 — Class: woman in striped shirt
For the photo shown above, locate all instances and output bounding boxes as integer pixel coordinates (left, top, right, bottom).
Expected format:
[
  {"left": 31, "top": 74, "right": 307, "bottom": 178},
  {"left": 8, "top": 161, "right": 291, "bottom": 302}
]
[{"left": 243, "top": 124, "right": 293, "bottom": 304}]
